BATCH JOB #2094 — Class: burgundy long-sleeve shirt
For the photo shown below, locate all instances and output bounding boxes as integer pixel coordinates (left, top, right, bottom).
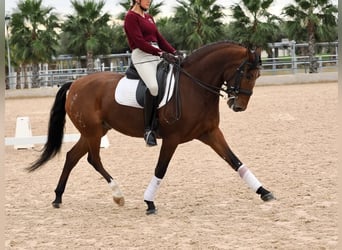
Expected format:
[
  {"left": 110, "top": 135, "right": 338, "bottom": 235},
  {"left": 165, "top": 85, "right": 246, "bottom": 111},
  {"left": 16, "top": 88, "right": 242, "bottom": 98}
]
[{"left": 124, "top": 10, "right": 176, "bottom": 56}]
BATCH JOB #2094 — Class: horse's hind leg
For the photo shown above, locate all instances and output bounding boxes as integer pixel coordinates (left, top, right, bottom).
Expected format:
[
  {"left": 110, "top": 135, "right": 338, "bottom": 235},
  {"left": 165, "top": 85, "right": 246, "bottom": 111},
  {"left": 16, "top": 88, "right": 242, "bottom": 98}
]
[
  {"left": 53, "top": 137, "right": 88, "bottom": 208},
  {"left": 198, "top": 128, "right": 275, "bottom": 202},
  {"left": 86, "top": 135, "right": 125, "bottom": 206}
]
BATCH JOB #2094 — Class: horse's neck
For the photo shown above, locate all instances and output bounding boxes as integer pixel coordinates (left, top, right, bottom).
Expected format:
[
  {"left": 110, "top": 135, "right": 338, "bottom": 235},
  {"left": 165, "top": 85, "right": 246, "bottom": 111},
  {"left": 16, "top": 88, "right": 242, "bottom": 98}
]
[{"left": 184, "top": 47, "right": 244, "bottom": 86}]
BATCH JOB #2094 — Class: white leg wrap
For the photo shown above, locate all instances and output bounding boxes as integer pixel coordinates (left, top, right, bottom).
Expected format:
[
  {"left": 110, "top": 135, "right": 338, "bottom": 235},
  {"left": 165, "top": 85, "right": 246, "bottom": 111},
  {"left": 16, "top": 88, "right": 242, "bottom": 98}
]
[
  {"left": 144, "top": 176, "right": 162, "bottom": 201},
  {"left": 109, "top": 179, "right": 123, "bottom": 198},
  {"left": 237, "top": 165, "right": 262, "bottom": 192}
]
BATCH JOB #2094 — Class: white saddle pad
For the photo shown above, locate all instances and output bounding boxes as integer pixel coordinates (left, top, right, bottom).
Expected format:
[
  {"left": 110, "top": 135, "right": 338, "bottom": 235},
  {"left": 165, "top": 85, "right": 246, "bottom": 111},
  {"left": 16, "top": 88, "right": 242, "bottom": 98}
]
[{"left": 115, "top": 65, "right": 175, "bottom": 109}]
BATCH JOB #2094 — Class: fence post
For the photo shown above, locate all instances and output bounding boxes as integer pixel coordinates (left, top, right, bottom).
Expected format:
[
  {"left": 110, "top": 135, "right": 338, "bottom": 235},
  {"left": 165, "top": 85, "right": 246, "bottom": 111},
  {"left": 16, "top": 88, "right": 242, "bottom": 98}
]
[
  {"left": 291, "top": 40, "right": 297, "bottom": 74},
  {"left": 272, "top": 47, "right": 276, "bottom": 73}
]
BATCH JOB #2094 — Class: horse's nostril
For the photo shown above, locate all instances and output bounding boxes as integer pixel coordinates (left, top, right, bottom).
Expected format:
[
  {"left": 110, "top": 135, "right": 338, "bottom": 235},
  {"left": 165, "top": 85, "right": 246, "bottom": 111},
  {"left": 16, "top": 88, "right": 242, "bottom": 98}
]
[
  {"left": 233, "top": 106, "right": 244, "bottom": 112},
  {"left": 227, "top": 99, "right": 234, "bottom": 108}
]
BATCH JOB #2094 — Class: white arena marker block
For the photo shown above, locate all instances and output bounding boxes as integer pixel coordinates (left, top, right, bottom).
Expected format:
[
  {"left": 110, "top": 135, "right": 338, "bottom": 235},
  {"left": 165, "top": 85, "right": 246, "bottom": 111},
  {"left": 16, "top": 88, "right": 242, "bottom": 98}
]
[
  {"left": 14, "top": 116, "right": 34, "bottom": 149},
  {"left": 100, "top": 135, "right": 110, "bottom": 148}
]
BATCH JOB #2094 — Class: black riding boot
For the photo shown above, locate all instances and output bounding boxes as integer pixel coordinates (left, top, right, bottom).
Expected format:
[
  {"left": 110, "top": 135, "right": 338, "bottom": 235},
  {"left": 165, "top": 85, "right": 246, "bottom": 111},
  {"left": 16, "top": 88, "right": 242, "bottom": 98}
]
[{"left": 144, "top": 90, "right": 158, "bottom": 146}]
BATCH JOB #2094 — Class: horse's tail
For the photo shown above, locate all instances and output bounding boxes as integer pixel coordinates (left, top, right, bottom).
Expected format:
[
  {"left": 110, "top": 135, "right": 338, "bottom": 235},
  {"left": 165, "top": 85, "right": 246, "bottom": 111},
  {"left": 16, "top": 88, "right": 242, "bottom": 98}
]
[{"left": 26, "top": 81, "right": 73, "bottom": 172}]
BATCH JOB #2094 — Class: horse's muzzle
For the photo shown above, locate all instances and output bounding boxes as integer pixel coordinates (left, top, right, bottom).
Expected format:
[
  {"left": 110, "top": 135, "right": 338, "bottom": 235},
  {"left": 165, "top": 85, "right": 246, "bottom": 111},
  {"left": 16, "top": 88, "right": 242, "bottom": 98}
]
[
  {"left": 232, "top": 105, "right": 245, "bottom": 112},
  {"left": 227, "top": 97, "right": 245, "bottom": 112}
]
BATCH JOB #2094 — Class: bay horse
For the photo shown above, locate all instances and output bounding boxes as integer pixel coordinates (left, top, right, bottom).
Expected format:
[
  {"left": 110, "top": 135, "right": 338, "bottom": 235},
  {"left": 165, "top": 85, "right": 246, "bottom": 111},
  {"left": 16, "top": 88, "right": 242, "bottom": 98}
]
[{"left": 28, "top": 41, "right": 275, "bottom": 214}]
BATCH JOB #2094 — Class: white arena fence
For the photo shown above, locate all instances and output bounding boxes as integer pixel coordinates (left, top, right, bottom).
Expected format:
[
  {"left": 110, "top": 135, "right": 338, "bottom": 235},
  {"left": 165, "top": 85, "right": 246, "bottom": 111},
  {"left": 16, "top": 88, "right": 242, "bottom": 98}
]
[{"left": 5, "top": 50, "right": 338, "bottom": 89}]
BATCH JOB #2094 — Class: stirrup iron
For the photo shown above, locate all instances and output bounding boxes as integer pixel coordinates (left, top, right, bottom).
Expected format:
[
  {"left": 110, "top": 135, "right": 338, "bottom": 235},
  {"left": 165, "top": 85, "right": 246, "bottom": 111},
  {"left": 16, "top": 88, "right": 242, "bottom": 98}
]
[{"left": 144, "top": 130, "right": 157, "bottom": 146}]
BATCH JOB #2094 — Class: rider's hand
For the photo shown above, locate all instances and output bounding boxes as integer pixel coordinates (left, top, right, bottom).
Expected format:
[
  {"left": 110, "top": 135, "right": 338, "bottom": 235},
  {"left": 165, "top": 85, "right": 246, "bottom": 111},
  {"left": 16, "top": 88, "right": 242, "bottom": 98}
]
[{"left": 160, "top": 52, "right": 178, "bottom": 64}]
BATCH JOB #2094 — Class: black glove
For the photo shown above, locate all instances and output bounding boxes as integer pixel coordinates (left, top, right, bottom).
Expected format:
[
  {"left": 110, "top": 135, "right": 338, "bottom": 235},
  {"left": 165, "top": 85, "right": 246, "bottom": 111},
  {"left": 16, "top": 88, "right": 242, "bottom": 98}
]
[{"left": 160, "top": 52, "right": 178, "bottom": 64}]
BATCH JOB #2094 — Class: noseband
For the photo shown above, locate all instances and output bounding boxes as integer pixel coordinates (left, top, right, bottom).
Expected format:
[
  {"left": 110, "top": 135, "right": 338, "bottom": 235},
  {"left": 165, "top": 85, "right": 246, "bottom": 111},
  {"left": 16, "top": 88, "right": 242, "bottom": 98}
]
[{"left": 223, "top": 56, "right": 261, "bottom": 97}]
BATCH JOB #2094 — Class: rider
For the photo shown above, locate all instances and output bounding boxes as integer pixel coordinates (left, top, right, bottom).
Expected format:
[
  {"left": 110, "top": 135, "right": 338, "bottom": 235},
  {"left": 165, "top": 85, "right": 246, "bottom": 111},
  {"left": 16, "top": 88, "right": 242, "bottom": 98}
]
[{"left": 124, "top": 0, "right": 179, "bottom": 147}]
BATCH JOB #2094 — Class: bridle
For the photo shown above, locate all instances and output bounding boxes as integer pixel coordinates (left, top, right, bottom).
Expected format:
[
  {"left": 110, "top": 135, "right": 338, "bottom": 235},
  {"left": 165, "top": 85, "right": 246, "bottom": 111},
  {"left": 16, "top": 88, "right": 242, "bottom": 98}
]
[
  {"left": 224, "top": 56, "right": 261, "bottom": 98},
  {"left": 174, "top": 50, "right": 261, "bottom": 98},
  {"left": 224, "top": 61, "right": 251, "bottom": 97},
  {"left": 164, "top": 50, "right": 261, "bottom": 123}
]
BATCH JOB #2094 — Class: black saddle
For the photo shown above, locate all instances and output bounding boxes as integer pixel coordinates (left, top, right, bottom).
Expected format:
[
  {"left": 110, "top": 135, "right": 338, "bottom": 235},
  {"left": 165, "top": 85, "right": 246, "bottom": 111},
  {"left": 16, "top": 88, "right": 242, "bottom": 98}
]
[{"left": 125, "top": 61, "right": 170, "bottom": 107}]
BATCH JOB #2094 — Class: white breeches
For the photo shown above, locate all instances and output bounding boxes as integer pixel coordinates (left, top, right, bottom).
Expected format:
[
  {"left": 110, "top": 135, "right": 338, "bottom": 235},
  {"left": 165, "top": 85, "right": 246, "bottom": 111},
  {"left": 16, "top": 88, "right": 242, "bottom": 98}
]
[{"left": 131, "top": 48, "right": 162, "bottom": 96}]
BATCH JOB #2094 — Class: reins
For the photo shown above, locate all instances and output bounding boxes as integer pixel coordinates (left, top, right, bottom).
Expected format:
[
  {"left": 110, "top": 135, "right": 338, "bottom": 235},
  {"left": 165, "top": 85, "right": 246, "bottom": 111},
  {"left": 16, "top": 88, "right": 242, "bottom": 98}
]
[
  {"left": 175, "top": 64, "right": 225, "bottom": 96},
  {"left": 133, "top": 59, "right": 161, "bottom": 65},
  {"left": 173, "top": 58, "right": 257, "bottom": 98}
]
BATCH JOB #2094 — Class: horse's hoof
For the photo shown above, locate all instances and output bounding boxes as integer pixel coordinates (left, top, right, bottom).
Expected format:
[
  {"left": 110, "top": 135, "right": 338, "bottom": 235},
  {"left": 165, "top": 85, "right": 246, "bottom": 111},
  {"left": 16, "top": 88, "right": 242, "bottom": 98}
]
[
  {"left": 146, "top": 208, "right": 157, "bottom": 215},
  {"left": 261, "top": 192, "right": 276, "bottom": 202},
  {"left": 52, "top": 202, "right": 61, "bottom": 208},
  {"left": 113, "top": 196, "right": 125, "bottom": 206},
  {"left": 144, "top": 200, "right": 157, "bottom": 215}
]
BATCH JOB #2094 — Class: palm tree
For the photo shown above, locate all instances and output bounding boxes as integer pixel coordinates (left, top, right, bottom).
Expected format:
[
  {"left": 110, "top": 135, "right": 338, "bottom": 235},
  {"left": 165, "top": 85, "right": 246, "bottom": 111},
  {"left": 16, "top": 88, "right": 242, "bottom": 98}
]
[
  {"left": 62, "top": 0, "right": 111, "bottom": 73},
  {"left": 283, "top": 0, "right": 337, "bottom": 73},
  {"left": 148, "top": 1, "right": 163, "bottom": 16},
  {"left": 173, "top": 0, "right": 224, "bottom": 51},
  {"left": 109, "top": 23, "right": 130, "bottom": 53},
  {"left": 10, "top": 0, "right": 59, "bottom": 88},
  {"left": 117, "top": 0, "right": 131, "bottom": 20},
  {"left": 156, "top": 17, "right": 179, "bottom": 48},
  {"left": 10, "top": 45, "right": 23, "bottom": 89},
  {"left": 229, "top": 0, "right": 281, "bottom": 52}
]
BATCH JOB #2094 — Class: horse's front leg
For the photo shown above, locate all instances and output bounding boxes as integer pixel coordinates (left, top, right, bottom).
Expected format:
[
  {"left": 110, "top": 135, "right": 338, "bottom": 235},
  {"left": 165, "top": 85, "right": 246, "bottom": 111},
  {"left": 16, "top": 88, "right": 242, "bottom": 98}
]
[
  {"left": 144, "top": 139, "right": 178, "bottom": 215},
  {"left": 198, "top": 128, "right": 275, "bottom": 202}
]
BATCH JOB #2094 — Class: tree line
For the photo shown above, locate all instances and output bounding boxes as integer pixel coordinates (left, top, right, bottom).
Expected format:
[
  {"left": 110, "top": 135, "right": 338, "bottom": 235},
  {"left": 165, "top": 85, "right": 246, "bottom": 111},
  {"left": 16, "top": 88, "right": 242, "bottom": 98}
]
[{"left": 5, "top": 0, "right": 338, "bottom": 88}]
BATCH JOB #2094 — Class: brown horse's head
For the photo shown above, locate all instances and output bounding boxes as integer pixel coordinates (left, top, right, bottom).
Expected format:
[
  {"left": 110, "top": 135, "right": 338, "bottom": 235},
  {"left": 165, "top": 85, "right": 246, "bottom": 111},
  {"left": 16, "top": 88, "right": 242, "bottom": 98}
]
[
  {"left": 226, "top": 47, "right": 262, "bottom": 112},
  {"left": 179, "top": 41, "right": 262, "bottom": 112}
]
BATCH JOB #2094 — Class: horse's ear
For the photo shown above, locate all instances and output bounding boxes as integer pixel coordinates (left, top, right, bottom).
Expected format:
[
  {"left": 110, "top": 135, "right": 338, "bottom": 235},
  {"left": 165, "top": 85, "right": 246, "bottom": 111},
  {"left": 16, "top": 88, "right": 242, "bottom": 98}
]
[
  {"left": 254, "top": 47, "right": 262, "bottom": 56},
  {"left": 247, "top": 46, "right": 261, "bottom": 56},
  {"left": 248, "top": 47, "right": 262, "bottom": 68}
]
